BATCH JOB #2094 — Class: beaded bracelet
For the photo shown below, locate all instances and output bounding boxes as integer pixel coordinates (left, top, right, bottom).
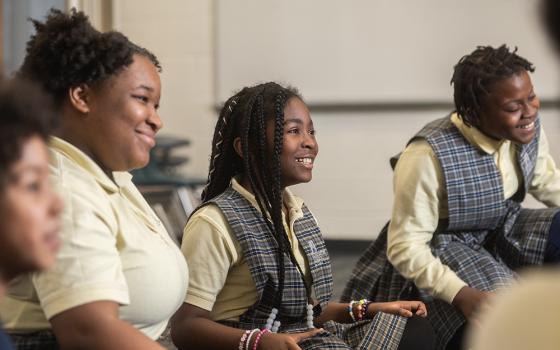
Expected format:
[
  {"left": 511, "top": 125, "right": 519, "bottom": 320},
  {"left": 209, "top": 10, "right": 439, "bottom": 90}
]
[
  {"left": 238, "top": 330, "right": 251, "bottom": 350},
  {"left": 244, "top": 329, "right": 259, "bottom": 350},
  {"left": 252, "top": 329, "right": 270, "bottom": 350},
  {"left": 347, "top": 301, "right": 356, "bottom": 322},
  {"left": 356, "top": 299, "right": 367, "bottom": 321},
  {"left": 363, "top": 300, "right": 373, "bottom": 319}
]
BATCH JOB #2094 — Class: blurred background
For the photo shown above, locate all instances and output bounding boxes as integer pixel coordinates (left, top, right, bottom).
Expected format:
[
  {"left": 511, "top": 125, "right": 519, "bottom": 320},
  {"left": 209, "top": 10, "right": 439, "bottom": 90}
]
[{"left": 2, "top": 0, "right": 560, "bottom": 245}]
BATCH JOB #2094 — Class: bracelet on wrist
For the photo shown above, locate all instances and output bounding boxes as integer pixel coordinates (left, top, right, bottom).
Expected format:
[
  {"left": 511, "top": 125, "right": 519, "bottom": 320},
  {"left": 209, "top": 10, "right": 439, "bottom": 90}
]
[{"left": 252, "top": 329, "right": 270, "bottom": 350}]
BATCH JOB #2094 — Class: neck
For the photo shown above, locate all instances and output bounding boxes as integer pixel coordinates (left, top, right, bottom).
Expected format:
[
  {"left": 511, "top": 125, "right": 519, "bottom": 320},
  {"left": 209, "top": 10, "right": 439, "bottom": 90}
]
[
  {"left": 55, "top": 119, "right": 115, "bottom": 181},
  {"left": 238, "top": 174, "right": 286, "bottom": 201}
]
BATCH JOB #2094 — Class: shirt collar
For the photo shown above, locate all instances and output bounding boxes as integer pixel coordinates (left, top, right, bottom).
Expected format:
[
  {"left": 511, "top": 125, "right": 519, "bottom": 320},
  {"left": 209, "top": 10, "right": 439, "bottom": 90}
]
[
  {"left": 49, "top": 136, "right": 132, "bottom": 193},
  {"left": 450, "top": 112, "right": 506, "bottom": 155},
  {"left": 231, "top": 177, "right": 305, "bottom": 215}
]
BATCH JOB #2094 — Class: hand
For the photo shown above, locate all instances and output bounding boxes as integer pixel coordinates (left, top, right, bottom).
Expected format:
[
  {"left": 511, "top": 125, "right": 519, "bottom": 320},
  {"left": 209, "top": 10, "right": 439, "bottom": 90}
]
[
  {"left": 257, "top": 328, "right": 323, "bottom": 350},
  {"left": 368, "top": 300, "right": 427, "bottom": 318},
  {"left": 452, "top": 286, "right": 492, "bottom": 321}
]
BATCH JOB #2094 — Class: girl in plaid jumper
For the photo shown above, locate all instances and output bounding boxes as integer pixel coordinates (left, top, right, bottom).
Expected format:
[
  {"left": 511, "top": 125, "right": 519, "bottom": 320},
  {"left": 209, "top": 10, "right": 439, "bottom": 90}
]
[
  {"left": 171, "top": 82, "right": 435, "bottom": 350},
  {"left": 343, "top": 45, "right": 560, "bottom": 350}
]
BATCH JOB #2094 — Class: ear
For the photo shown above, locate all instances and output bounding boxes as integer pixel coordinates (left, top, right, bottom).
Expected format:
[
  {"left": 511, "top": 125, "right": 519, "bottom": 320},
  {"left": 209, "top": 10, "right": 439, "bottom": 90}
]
[
  {"left": 68, "top": 84, "right": 91, "bottom": 114},
  {"left": 233, "top": 137, "right": 244, "bottom": 159}
]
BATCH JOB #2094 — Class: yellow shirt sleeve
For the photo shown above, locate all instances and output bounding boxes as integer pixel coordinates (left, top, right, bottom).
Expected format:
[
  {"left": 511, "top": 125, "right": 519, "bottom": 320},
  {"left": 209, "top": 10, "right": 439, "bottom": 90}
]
[
  {"left": 33, "top": 177, "right": 130, "bottom": 320},
  {"left": 387, "top": 139, "right": 467, "bottom": 304},
  {"left": 181, "top": 205, "right": 238, "bottom": 311},
  {"left": 529, "top": 128, "right": 560, "bottom": 207}
]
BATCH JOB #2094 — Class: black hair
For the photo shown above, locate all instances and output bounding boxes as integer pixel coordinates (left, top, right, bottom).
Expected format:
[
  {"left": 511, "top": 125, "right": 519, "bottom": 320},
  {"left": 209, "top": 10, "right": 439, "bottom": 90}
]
[
  {"left": 0, "top": 78, "right": 56, "bottom": 189},
  {"left": 451, "top": 45, "right": 534, "bottom": 127},
  {"left": 19, "top": 8, "right": 161, "bottom": 108},
  {"left": 542, "top": 0, "right": 560, "bottom": 53},
  {"left": 202, "top": 82, "right": 309, "bottom": 315}
]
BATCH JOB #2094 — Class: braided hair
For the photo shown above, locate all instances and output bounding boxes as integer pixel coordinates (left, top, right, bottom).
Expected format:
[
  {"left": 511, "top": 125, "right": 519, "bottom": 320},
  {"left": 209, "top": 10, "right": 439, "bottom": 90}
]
[
  {"left": 19, "top": 8, "right": 160, "bottom": 108},
  {"left": 451, "top": 45, "right": 534, "bottom": 127},
  {"left": 202, "top": 82, "right": 308, "bottom": 315}
]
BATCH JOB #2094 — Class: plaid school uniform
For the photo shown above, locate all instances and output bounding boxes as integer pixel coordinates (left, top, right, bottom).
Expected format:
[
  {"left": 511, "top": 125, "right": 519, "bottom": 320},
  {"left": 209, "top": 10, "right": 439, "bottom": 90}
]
[
  {"left": 210, "top": 187, "right": 407, "bottom": 350},
  {"left": 342, "top": 115, "right": 559, "bottom": 349}
]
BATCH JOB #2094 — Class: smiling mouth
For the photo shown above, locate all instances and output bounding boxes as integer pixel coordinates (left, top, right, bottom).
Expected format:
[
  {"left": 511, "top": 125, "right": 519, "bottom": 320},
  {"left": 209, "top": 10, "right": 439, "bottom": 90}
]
[
  {"left": 296, "top": 157, "right": 313, "bottom": 165},
  {"left": 136, "top": 131, "right": 156, "bottom": 147},
  {"left": 516, "top": 121, "right": 535, "bottom": 130}
]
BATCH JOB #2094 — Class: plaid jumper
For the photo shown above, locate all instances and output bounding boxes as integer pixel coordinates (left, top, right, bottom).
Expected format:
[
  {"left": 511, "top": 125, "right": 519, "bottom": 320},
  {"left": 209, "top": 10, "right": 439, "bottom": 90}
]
[
  {"left": 342, "top": 115, "right": 559, "bottom": 349},
  {"left": 210, "top": 187, "right": 408, "bottom": 349}
]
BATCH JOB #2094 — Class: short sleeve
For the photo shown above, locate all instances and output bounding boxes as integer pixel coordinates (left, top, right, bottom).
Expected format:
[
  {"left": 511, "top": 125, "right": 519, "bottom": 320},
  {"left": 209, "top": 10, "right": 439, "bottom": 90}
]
[
  {"left": 33, "top": 180, "right": 129, "bottom": 320},
  {"left": 181, "top": 205, "right": 238, "bottom": 311}
]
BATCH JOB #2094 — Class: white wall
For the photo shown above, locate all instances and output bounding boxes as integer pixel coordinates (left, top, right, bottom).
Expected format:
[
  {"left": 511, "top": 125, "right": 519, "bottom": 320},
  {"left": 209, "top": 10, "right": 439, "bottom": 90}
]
[{"left": 110, "top": 0, "right": 560, "bottom": 240}]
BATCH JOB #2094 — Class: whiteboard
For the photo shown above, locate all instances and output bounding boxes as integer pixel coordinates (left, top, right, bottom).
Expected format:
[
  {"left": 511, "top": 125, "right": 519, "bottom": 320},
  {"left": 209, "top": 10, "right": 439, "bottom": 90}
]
[{"left": 216, "top": 0, "right": 560, "bottom": 104}]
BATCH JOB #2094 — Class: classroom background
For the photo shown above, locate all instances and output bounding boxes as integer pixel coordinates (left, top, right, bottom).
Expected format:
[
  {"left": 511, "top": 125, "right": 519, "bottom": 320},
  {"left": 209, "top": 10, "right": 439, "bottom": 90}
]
[{"left": 3, "top": 0, "right": 560, "bottom": 244}]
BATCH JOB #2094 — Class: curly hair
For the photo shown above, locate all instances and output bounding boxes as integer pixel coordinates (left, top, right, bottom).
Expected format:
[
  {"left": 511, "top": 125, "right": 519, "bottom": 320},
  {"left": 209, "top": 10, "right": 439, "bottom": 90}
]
[
  {"left": 0, "top": 78, "right": 56, "bottom": 189},
  {"left": 202, "top": 82, "right": 311, "bottom": 318},
  {"left": 450, "top": 45, "right": 534, "bottom": 127},
  {"left": 19, "top": 8, "right": 161, "bottom": 107}
]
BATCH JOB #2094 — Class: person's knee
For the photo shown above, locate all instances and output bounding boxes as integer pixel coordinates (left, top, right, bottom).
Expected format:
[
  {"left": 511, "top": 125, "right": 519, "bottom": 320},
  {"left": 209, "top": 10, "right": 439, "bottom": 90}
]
[
  {"left": 397, "top": 315, "right": 436, "bottom": 350},
  {"left": 545, "top": 212, "right": 560, "bottom": 263}
]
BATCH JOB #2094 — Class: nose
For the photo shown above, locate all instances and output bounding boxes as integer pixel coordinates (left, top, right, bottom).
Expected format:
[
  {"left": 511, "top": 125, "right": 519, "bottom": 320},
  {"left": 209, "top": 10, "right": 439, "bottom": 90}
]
[
  {"left": 148, "top": 109, "right": 163, "bottom": 133},
  {"left": 49, "top": 189, "right": 64, "bottom": 218},
  {"left": 302, "top": 132, "right": 318, "bottom": 150},
  {"left": 523, "top": 97, "right": 540, "bottom": 118}
]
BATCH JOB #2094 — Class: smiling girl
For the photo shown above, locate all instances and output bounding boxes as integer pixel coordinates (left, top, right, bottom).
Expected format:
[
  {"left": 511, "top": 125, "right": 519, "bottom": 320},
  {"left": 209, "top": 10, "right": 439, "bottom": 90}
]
[
  {"left": 0, "top": 9, "right": 187, "bottom": 349},
  {"left": 343, "top": 45, "right": 560, "bottom": 350},
  {"left": 171, "top": 82, "right": 435, "bottom": 350}
]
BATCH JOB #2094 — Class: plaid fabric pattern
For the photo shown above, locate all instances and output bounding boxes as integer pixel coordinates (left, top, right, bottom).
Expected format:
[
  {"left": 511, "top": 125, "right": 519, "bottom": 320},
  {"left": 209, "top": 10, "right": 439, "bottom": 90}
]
[
  {"left": 9, "top": 331, "right": 59, "bottom": 350},
  {"left": 211, "top": 187, "right": 407, "bottom": 347},
  {"left": 416, "top": 116, "right": 537, "bottom": 231},
  {"left": 342, "top": 115, "right": 558, "bottom": 349},
  {"left": 210, "top": 187, "right": 333, "bottom": 330}
]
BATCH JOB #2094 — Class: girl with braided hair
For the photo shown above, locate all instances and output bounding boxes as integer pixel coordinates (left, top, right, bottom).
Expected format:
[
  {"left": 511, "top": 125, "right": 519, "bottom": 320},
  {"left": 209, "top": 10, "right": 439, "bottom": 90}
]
[
  {"left": 171, "top": 82, "right": 435, "bottom": 350},
  {"left": 0, "top": 9, "right": 187, "bottom": 349},
  {"left": 343, "top": 45, "right": 560, "bottom": 350}
]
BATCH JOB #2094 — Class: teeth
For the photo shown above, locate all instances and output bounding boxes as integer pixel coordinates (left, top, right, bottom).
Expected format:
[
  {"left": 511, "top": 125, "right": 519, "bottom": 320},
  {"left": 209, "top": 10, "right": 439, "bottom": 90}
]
[
  {"left": 517, "top": 121, "right": 534, "bottom": 130},
  {"left": 296, "top": 158, "right": 313, "bottom": 164}
]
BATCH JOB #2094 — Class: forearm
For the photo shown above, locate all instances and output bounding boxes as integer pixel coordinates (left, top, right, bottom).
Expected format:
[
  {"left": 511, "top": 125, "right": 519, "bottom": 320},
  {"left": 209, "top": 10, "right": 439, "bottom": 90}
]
[
  {"left": 60, "top": 320, "right": 164, "bottom": 350},
  {"left": 314, "top": 302, "right": 353, "bottom": 325},
  {"left": 172, "top": 316, "right": 245, "bottom": 350},
  {"left": 51, "top": 302, "right": 163, "bottom": 350}
]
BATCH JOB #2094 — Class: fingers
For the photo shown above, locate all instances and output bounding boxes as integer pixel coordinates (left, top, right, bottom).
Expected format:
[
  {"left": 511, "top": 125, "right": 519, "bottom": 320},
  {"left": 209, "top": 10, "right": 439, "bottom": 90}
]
[
  {"left": 399, "top": 308, "right": 414, "bottom": 317},
  {"left": 292, "top": 328, "right": 324, "bottom": 343},
  {"left": 415, "top": 302, "right": 428, "bottom": 317}
]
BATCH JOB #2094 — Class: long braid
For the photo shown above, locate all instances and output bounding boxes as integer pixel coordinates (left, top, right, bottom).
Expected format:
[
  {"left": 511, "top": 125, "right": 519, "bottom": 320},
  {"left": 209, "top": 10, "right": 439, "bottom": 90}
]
[
  {"left": 204, "top": 82, "right": 308, "bottom": 322},
  {"left": 202, "top": 93, "right": 242, "bottom": 201},
  {"left": 269, "top": 91, "right": 287, "bottom": 312}
]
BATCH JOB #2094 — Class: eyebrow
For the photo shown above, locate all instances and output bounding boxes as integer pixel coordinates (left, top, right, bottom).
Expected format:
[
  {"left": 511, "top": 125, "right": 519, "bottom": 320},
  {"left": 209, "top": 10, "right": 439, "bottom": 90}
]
[
  {"left": 283, "top": 118, "right": 304, "bottom": 125},
  {"left": 135, "top": 84, "right": 155, "bottom": 92}
]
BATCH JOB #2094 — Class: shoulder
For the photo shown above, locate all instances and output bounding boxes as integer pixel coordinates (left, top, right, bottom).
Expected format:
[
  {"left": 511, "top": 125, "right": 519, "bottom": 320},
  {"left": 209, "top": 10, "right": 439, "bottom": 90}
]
[{"left": 183, "top": 203, "right": 241, "bottom": 263}]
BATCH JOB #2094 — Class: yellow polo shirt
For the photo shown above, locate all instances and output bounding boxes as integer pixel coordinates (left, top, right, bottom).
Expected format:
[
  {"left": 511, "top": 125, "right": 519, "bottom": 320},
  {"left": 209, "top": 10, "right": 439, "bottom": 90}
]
[
  {"left": 0, "top": 137, "right": 188, "bottom": 340},
  {"left": 387, "top": 113, "right": 560, "bottom": 304},
  {"left": 182, "top": 178, "right": 312, "bottom": 321}
]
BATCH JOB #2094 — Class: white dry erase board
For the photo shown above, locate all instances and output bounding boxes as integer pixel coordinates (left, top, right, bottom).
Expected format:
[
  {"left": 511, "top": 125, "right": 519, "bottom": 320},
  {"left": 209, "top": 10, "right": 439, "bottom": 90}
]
[{"left": 215, "top": 0, "right": 560, "bottom": 105}]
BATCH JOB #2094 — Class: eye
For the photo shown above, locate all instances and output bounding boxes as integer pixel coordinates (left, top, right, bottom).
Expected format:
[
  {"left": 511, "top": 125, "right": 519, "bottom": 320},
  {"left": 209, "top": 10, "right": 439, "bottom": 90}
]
[
  {"left": 504, "top": 104, "right": 521, "bottom": 113},
  {"left": 133, "top": 95, "right": 149, "bottom": 103},
  {"left": 309, "top": 129, "right": 316, "bottom": 136},
  {"left": 26, "top": 181, "right": 42, "bottom": 193},
  {"left": 287, "top": 128, "right": 300, "bottom": 134},
  {"left": 528, "top": 94, "right": 537, "bottom": 102}
]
